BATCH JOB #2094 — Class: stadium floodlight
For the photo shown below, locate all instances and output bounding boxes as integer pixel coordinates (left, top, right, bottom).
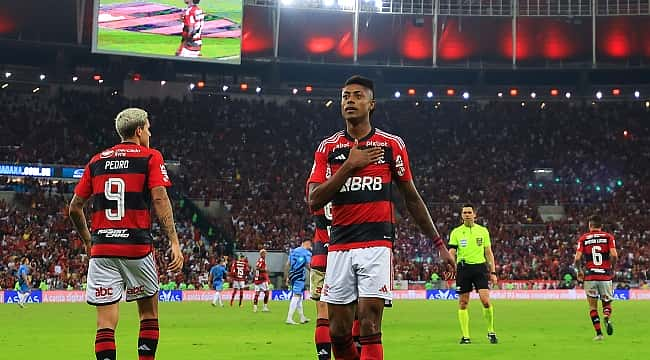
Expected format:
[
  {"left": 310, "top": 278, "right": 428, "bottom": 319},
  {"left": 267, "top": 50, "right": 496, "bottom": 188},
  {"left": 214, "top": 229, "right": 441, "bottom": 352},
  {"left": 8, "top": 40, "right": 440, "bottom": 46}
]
[
  {"left": 323, "top": 0, "right": 335, "bottom": 6},
  {"left": 1, "top": 83, "right": 8, "bottom": 89},
  {"left": 375, "top": 0, "right": 383, "bottom": 8},
  {"left": 497, "top": 92, "right": 503, "bottom": 98},
  {"left": 462, "top": 91, "right": 470, "bottom": 100},
  {"left": 281, "top": 0, "right": 293, "bottom": 5},
  {"left": 634, "top": 90, "right": 640, "bottom": 99},
  {"left": 394, "top": 91, "right": 401, "bottom": 99},
  {"left": 32, "top": 87, "right": 40, "bottom": 93},
  {"left": 565, "top": 92, "right": 571, "bottom": 99},
  {"left": 160, "top": 80, "right": 166, "bottom": 86},
  {"left": 339, "top": 0, "right": 355, "bottom": 8},
  {"left": 39, "top": 74, "right": 46, "bottom": 81},
  {"left": 256, "top": 86, "right": 262, "bottom": 94},
  {"left": 530, "top": 92, "right": 537, "bottom": 99},
  {"left": 646, "top": 101, "right": 650, "bottom": 108},
  {"left": 5, "top": 72, "right": 11, "bottom": 78},
  {"left": 521, "top": 102, "right": 525, "bottom": 107},
  {"left": 596, "top": 91, "right": 603, "bottom": 100},
  {"left": 222, "top": 85, "right": 229, "bottom": 92},
  {"left": 292, "top": 88, "right": 299, "bottom": 95},
  {"left": 72, "top": 76, "right": 79, "bottom": 82},
  {"left": 98, "top": 79, "right": 104, "bottom": 84},
  {"left": 426, "top": 91, "right": 433, "bottom": 99},
  {"left": 189, "top": 83, "right": 196, "bottom": 90}
]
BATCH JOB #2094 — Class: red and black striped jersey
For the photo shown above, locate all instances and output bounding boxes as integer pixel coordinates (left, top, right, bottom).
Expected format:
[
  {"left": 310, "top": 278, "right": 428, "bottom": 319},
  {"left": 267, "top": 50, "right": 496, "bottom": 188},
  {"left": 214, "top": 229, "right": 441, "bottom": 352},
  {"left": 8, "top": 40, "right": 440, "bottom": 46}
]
[
  {"left": 310, "top": 202, "right": 331, "bottom": 271},
  {"left": 577, "top": 230, "right": 617, "bottom": 281},
  {"left": 231, "top": 259, "right": 250, "bottom": 281},
  {"left": 74, "top": 142, "right": 171, "bottom": 258},
  {"left": 308, "top": 127, "right": 412, "bottom": 251},
  {"left": 254, "top": 257, "right": 269, "bottom": 284},
  {"left": 181, "top": 5, "right": 204, "bottom": 50}
]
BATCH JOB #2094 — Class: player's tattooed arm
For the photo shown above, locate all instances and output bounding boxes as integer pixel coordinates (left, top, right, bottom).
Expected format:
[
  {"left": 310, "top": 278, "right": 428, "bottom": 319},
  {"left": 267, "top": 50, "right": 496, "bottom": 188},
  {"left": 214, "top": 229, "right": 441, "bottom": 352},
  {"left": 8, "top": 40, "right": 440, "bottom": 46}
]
[
  {"left": 151, "top": 186, "right": 183, "bottom": 272},
  {"left": 151, "top": 186, "right": 178, "bottom": 241},
  {"left": 68, "top": 194, "right": 92, "bottom": 251}
]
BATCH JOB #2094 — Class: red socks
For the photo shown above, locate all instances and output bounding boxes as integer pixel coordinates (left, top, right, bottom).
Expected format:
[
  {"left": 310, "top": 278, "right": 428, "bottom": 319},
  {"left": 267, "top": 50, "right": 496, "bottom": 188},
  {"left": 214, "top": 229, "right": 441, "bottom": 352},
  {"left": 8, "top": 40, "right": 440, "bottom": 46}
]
[
  {"left": 315, "top": 319, "right": 332, "bottom": 359},
  {"left": 95, "top": 328, "right": 116, "bottom": 360},
  {"left": 331, "top": 334, "right": 360, "bottom": 360},
  {"left": 138, "top": 319, "right": 159, "bottom": 360},
  {"left": 359, "top": 333, "right": 383, "bottom": 360}
]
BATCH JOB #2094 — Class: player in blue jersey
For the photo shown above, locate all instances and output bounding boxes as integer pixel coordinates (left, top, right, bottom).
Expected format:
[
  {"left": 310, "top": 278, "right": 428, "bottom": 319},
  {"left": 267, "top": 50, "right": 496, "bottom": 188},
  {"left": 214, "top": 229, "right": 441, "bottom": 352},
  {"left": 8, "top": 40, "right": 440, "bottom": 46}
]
[
  {"left": 285, "top": 239, "right": 313, "bottom": 325},
  {"left": 209, "top": 258, "right": 228, "bottom": 307},
  {"left": 16, "top": 257, "right": 31, "bottom": 308}
]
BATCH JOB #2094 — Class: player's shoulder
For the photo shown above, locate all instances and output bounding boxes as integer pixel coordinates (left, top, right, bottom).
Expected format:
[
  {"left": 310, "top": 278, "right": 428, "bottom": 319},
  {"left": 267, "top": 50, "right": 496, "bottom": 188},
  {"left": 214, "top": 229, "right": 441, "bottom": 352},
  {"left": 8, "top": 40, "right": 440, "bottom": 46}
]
[
  {"left": 316, "top": 131, "right": 345, "bottom": 153},
  {"left": 374, "top": 128, "right": 406, "bottom": 150}
]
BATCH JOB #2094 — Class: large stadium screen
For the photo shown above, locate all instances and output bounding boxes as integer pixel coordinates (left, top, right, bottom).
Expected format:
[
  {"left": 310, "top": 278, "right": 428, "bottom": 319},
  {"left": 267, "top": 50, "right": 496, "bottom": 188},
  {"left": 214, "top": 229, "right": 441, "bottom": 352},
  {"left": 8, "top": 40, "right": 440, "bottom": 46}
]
[{"left": 92, "top": 0, "right": 242, "bottom": 64}]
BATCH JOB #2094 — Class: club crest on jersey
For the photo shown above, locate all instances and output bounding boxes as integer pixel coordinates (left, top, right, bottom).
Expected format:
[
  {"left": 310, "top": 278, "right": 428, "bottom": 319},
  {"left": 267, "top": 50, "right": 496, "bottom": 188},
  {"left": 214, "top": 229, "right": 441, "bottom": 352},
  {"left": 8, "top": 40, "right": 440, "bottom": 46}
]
[
  {"left": 476, "top": 237, "right": 483, "bottom": 246},
  {"left": 395, "top": 155, "right": 405, "bottom": 176}
]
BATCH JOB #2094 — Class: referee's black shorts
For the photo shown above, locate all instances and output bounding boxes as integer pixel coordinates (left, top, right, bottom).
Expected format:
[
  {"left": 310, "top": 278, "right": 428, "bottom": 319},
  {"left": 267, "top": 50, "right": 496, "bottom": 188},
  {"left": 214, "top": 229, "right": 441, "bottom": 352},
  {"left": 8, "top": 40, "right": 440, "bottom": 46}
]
[{"left": 456, "top": 262, "right": 489, "bottom": 294}]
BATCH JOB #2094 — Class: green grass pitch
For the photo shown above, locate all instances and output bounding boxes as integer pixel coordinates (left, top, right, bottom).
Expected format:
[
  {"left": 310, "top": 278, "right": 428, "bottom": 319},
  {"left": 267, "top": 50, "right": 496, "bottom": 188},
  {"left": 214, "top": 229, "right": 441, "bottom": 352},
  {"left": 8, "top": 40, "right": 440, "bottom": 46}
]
[
  {"left": 2, "top": 300, "right": 648, "bottom": 359},
  {"left": 96, "top": 0, "right": 242, "bottom": 60}
]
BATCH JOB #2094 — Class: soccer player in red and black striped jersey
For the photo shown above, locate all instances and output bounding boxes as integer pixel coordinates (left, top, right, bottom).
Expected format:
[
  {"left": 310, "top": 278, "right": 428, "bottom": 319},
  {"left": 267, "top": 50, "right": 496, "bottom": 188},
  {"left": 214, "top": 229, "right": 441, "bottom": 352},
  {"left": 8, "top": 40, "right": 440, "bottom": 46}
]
[
  {"left": 176, "top": 0, "right": 204, "bottom": 57},
  {"left": 230, "top": 254, "right": 250, "bottom": 307},
  {"left": 574, "top": 215, "right": 618, "bottom": 340},
  {"left": 69, "top": 108, "right": 183, "bottom": 360},
  {"left": 253, "top": 249, "right": 271, "bottom": 312},
  {"left": 307, "top": 75, "right": 456, "bottom": 360}
]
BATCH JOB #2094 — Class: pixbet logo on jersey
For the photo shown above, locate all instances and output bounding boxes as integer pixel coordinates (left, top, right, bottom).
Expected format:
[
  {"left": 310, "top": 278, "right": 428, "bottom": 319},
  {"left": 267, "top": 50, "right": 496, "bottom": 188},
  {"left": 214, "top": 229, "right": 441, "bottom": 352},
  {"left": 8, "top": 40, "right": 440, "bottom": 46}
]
[
  {"left": 339, "top": 176, "right": 383, "bottom": 192},
  {"left": 96, "top": 287, "right": 114, "bottom": 297}
]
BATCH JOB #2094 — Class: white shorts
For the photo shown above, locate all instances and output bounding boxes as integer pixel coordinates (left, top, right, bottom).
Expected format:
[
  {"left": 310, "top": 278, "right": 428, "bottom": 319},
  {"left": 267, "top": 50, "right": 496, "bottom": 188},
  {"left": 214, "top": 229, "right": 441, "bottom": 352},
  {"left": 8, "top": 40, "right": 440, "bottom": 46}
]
[
  {"left": 254, "top": 282, "right": 269, "bottom": 292},
  {"left": 178, "top": 48, "right": 201, "bottom": 57},
  {"left": 321, "top": 247, "right": 392, "bottom": 305},
  {"left": 86, "top": 253, "right": 158, "bottom": 306},
  {"left": 232, "top": 280, "right": 246, "bottom": 290},
  {"left": 584, "top": 280, "right": 614, "bottom": 302}
]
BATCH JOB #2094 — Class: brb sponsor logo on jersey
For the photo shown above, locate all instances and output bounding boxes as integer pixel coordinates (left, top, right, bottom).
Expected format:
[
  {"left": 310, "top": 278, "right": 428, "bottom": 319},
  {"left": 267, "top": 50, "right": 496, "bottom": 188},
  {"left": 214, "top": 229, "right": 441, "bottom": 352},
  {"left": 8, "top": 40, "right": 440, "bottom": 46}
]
[
  {"left": 426, "top": 289, "right": 459, "bottom": 300},
  {"left": 4, "top": 290, "right": 43, "bottom": 304},
  {"left": 339, "top": 176, "right": 383, "bottom": 193},
  {"left": 159, "top": 290, "right": 183, "bottom": 302}
]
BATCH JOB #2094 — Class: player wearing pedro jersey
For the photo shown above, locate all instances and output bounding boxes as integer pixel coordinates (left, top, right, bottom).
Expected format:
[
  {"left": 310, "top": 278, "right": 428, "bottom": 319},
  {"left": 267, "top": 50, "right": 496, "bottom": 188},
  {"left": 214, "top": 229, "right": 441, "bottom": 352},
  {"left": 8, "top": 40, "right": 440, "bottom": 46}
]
[{"left": 448, "top": 204, "right": 498, "bottom": 345}]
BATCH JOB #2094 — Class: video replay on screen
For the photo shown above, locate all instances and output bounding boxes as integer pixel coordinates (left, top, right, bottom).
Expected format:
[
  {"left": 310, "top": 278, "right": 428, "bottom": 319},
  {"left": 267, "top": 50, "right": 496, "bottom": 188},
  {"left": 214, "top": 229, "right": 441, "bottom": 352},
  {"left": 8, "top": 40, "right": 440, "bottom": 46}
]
[{"left": 92, "top": 0, "right": 242, "bottom": 64}]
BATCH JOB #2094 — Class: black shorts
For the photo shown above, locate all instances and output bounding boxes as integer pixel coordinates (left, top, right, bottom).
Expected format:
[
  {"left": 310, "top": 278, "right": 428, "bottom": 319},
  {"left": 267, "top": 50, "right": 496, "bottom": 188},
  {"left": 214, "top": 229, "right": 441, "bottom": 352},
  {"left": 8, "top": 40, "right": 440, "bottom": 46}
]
[{"left": 456, "top": 262, "right": 489, "bottom": 294}]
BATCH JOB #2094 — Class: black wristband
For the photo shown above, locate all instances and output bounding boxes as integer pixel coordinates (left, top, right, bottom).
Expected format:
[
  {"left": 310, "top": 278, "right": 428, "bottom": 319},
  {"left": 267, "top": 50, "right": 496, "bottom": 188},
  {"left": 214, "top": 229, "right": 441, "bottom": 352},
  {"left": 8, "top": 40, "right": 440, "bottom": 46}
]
[{"left": 490, "top": 271, "right": 497, "bottom": 275}]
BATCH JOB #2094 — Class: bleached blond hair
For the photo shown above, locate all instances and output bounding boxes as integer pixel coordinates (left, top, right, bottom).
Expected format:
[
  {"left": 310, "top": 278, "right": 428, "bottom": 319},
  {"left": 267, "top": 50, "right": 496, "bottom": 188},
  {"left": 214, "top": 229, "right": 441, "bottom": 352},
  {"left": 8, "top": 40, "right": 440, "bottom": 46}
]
[{"left": 115, "top": 108, "right": 148, "bottom": 140}]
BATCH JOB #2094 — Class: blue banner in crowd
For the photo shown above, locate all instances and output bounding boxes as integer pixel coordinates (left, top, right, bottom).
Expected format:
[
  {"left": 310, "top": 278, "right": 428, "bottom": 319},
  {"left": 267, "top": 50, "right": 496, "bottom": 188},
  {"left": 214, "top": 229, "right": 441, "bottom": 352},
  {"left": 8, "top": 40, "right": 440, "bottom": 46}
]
[
  {"left": 3, "top": 290, "right": 43, "bottom": 304},
  {"left": 159, "top": 290, "right": 183, "bottom": 302},
  {"left": 426, "top": 289, "right": 459, "bottom": 300},
  {"left": 613, "top": 289, "right": 629, "bottom": 300}
]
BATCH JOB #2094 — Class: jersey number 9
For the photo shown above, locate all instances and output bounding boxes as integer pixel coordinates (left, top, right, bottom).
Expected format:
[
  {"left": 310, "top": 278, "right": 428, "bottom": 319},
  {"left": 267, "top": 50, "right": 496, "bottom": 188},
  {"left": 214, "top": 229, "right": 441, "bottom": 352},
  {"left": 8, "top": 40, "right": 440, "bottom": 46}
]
[{"left": 104, "top": 178, "right": 126, "bottom": 221}]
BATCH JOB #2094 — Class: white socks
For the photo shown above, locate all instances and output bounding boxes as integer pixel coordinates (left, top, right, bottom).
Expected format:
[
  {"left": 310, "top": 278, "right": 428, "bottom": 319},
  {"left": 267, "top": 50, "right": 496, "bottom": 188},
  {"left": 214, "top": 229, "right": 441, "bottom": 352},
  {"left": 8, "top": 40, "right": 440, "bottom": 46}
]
[
  {"left": 287, "top": 296, "right": 300, "bottom": 320},
  {"left": 213, "top": 291, "right": 222, "bottom": 306}
]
